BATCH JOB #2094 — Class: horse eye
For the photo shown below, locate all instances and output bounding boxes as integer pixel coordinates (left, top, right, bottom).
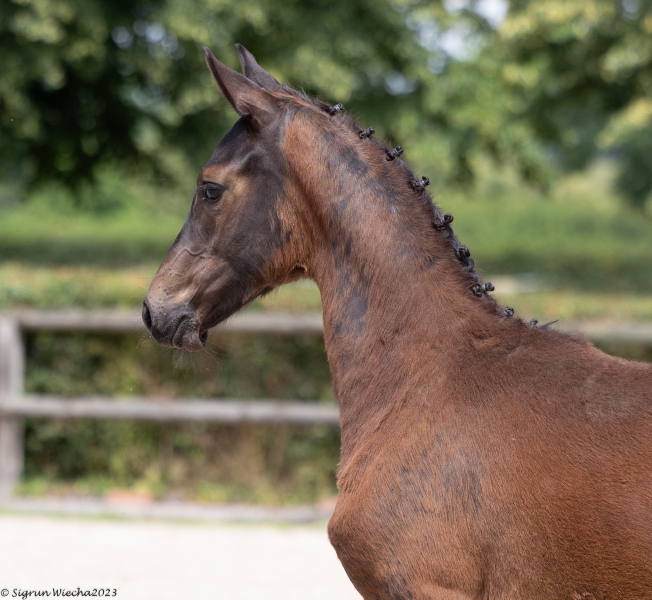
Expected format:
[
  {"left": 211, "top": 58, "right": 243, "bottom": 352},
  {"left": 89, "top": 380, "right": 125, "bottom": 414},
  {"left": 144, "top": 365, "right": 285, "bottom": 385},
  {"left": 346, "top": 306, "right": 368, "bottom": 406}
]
[{"left": 201, "top": 184, "right": 225, "bottom": 203}]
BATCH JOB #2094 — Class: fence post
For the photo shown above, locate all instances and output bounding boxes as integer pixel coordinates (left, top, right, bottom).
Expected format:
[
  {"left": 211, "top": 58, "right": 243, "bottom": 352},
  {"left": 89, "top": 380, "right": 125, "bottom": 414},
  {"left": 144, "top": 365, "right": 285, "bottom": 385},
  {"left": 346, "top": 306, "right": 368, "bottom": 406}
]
[{"left": 0, "top": 318, "right": 24, "bottom": 500}]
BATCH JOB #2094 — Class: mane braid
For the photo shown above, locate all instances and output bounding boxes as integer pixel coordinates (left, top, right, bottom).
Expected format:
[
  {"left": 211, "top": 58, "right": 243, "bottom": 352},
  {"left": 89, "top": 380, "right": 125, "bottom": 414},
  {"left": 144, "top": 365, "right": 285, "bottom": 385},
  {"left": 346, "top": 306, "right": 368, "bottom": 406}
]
[
  {"left": 268, "top": 87, "right": 583, "bottom": 331},
  {"left": 272, "top": 87, "right": 501, "bottom": 311}
]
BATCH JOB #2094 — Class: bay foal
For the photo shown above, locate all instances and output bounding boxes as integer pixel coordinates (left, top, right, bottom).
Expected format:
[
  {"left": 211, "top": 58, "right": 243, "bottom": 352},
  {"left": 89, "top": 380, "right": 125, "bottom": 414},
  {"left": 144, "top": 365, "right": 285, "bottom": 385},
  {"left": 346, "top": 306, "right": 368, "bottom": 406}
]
[{"left": 143, "top": 46, "right": 652, "bottom": 599}]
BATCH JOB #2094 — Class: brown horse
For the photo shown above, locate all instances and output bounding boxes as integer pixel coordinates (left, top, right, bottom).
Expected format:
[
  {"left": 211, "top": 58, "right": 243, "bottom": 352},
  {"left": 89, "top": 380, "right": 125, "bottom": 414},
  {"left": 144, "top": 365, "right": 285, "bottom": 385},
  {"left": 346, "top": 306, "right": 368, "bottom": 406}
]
[{"left": 143, "top": 45, "right": 652, "bottom": 598}]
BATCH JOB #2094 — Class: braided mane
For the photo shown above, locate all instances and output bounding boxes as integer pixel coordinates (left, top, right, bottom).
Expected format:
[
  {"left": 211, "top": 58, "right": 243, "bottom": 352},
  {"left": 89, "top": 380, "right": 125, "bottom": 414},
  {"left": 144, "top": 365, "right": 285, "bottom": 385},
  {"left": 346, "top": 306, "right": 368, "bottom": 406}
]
[{"left": 270, "top": 86, "right": 505, "bottom": 312}]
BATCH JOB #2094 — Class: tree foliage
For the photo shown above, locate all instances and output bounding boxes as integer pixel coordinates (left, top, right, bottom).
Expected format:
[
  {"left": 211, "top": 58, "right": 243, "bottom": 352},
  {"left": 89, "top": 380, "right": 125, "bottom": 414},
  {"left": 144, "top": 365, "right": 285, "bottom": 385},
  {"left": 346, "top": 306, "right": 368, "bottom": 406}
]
[
  {"left": 2, "top": 0, "right": 652, "bottom": 209},
  {"left": 0, "top": 0, "right": 542, "bottom": 204},
  {"left": 495, "top": 0, "right": 652, "bottom": 207}
]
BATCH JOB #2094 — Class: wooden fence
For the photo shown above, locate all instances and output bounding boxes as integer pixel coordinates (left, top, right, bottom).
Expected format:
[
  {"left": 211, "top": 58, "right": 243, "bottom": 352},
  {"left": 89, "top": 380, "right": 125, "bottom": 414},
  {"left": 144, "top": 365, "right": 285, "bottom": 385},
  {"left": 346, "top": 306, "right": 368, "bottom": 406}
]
[
  {"left": 0, "top": 310, "right": 333, "bottom": 500},
  {"left": 1, "top": 309, "right": 652, "bottom": 500}
]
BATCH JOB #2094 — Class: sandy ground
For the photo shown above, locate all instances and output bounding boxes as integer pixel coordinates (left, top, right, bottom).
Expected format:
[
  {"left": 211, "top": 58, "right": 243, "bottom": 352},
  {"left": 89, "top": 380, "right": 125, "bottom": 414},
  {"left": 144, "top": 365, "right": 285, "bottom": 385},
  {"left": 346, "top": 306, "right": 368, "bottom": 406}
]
[{"left": 0, "top": 513, "right": 362, "bottom": 600}]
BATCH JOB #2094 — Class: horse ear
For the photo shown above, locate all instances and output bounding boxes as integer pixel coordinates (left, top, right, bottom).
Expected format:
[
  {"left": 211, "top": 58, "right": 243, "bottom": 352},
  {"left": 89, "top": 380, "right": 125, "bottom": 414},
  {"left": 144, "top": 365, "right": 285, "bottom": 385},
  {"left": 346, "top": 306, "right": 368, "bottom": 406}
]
[
  {"left": 235, "top": 44, "right": 281, "bottom": 90},
  {"left": 204, "top": 47, "right": 276, "bottom": 125}
]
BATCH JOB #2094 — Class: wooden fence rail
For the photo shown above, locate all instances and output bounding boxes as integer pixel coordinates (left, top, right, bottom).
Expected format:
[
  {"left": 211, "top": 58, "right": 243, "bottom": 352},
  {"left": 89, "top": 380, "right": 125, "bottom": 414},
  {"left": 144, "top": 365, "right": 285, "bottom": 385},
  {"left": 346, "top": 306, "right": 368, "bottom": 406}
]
[
  {"left": 0, "top": 310, "right": 330, "bottom": 500},
  {"left": 1, "top": 309, "right": 652, "bottom": 500},
  {"left": 11, "top": 309, "right": 325, "bottom": 335},
  {"left": 0, "top": 395, "right": 340, "bottom": 425},
  {"left": 8, "top": 308, "right": 652, "bottom": 343}
]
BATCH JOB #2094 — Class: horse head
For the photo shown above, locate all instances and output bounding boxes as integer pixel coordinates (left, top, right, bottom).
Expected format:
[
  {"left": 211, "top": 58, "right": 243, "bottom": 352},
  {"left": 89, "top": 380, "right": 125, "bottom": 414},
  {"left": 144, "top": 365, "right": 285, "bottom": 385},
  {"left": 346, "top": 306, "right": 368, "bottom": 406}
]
[{"left": 143, "top": 46, "right": 321, "bottom": 351}]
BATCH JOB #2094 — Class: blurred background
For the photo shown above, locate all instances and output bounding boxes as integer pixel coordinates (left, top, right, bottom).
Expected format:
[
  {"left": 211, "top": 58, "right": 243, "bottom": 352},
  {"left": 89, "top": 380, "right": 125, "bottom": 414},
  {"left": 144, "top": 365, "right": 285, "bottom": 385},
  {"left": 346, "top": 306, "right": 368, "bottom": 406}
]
[{"left": 1, "top": 0, "right": 652, "bottom": 512}]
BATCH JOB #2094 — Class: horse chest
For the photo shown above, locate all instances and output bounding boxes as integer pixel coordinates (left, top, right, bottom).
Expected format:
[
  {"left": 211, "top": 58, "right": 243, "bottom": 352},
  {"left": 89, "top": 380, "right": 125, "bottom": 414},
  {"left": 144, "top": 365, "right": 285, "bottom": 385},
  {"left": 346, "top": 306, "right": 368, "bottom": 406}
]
[{"left": 328, "top": 452, "right": 487, "bottom": 599}]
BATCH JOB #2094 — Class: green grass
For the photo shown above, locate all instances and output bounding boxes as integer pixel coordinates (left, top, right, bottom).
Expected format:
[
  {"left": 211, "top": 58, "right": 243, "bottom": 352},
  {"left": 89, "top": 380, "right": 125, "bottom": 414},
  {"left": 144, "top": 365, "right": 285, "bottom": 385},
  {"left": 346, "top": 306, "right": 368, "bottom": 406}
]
[
  {"left": 1, "top": 160, "right": 651, "bottom": 291},
  {"left": 0, "top": 262, "right": 323, "bottom": 312},
  {"left": 442, "top": 162, "right": 652, "bottom": 292},
  {"left": 3, "top": 261, "right": 652, "bottom": 322},
  {"left": 0, "top": 262, "right": 158, "bottom": 309},
  {"left": 17, "top": 420, "right": 341, "bottom": 506},
  {"left": 0, "top": 206, "right": 184, "bottom": 267},
  {"left": 499, "top": 291, "right": 652, "bottom": 323}
]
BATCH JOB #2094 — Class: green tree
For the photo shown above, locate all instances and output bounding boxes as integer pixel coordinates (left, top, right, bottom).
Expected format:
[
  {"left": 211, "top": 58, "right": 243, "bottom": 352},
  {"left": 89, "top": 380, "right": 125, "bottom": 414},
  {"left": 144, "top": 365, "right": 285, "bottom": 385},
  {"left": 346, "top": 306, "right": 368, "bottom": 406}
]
[
  {"left": 0, "top": 0, "right": 429, "bottom": 198},
  {"left": 1, "top": 0, "right": 150, "bottom": 187},
  {"left": 4, "top": 0, "right": 652, "bottom": 210},
  {"left": 496, "top": 0, "right": 652, "bottom": 208},
  {"left": 0, "top": 0, "right": 542, "bottom": 208}
]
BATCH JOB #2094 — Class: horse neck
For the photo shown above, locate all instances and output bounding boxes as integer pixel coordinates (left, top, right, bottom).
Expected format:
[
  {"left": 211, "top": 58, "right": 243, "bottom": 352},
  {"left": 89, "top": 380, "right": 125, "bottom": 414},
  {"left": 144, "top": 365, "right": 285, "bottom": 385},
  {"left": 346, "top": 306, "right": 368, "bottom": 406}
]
[{"left": 286, "top": 126, "right": 497, "bottom": 460}]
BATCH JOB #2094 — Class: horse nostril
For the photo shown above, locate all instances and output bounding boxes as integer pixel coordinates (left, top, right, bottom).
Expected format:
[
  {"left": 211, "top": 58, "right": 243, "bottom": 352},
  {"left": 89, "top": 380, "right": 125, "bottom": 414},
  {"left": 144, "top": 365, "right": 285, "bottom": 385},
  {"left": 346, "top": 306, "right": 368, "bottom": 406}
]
[{"left": 142, "top": 301, "right": 153, "bottom": 331}]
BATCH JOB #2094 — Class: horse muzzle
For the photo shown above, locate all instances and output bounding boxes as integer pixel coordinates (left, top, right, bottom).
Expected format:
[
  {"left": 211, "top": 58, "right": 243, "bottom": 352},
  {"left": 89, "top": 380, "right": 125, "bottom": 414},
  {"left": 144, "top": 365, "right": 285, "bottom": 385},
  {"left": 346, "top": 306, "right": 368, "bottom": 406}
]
[{"left": 142, "top": 299, "right": 208, "bottom": 352}]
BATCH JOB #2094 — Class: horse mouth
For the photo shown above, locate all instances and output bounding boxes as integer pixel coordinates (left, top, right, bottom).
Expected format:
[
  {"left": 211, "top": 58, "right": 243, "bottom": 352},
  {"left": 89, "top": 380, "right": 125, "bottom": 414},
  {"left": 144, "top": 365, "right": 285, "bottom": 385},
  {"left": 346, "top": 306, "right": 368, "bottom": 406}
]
[
  {"left": 171, "top": 316, "right": 208, "bottom": 352},
  {"left": 143, "top": 305, "right": 208, "bottom": 353}
]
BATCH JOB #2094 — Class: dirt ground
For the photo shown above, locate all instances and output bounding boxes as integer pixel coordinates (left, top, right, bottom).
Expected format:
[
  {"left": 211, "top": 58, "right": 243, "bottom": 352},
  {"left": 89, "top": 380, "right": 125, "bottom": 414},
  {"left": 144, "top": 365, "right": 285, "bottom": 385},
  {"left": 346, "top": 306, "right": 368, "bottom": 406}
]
[{"left": 0, "top": 513, "right": 362, "bottom": 600}]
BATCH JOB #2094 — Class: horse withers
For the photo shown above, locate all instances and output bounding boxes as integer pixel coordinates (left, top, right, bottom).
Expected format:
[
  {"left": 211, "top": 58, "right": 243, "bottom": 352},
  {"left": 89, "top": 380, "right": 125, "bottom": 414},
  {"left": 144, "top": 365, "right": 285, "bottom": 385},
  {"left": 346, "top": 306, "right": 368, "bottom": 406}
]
[{"left": 143, "top": 45, "right": 652, "bottom": 599}]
